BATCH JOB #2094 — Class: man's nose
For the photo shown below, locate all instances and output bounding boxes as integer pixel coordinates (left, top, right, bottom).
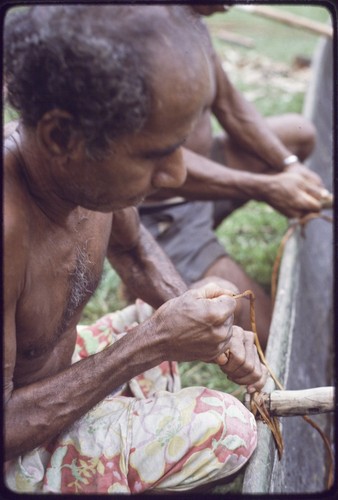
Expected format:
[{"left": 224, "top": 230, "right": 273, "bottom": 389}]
[{"left": 152, "top": 149, "right": 187, "bottom": 189}]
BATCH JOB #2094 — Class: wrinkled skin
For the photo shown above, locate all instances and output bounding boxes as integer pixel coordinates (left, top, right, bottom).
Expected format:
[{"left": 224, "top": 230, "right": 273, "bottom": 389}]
[{"left": 4, "top": 5, "right": 267, "bottom": 462}]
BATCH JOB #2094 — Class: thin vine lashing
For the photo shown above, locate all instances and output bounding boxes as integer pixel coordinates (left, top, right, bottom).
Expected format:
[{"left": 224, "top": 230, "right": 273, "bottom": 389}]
[
  {"left": 271, "top": 212, "right": 333, "bottom": 305},
  {"left": 230, "top": 284, "right": 333, "bottom": 488},
  {"left": 220, "top": 208, "right": 334, "bottom": 486},
  {"left": 230, "top": 289, "right": 284, "bottom": 460}
]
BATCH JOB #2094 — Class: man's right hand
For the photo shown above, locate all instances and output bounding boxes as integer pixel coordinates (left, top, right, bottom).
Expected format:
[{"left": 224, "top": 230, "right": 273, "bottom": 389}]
[
  {"left": 151, "top": 283, "right": 237, "bottom": 363},
  {"left": 150, "top": 283, "right": 267, "bottom": 391}
]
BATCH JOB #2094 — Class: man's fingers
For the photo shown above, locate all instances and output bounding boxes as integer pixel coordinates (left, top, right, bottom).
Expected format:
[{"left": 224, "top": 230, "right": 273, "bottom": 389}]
[
  {"left": 247, "top": 364, "right": 269, "bottom": 393},
  {"left": 217, "top": 327, "right": 268, "bottom": 389},
  {"left": 286, "top": 163, "right": 323, "bottom": 187},
  {"left": 304, "top": 183, "right": 328, "bottom": 201},
  {"left": 230, "top": 347, "right": 263, "bottom": 385},
  {"left": 190, "top": 282, "right": 236, "bottom": 300},
  {"left": 234, "top": 335, "right": 257, "bottom": 378},
  {"left": 215, "top": 349, "right": 230, "bottom": 366},
  {"left": 218, "top": 326, "right": 247, "bottom": 374},
  {"left": 320, "top": 187, "right": 331, "bottom": 199},
  {"left": 188, "top": 284, "right": 237, "bottom": 328},
  {"left": 298, "top": 190, "right": 322, "bottom": 212}
]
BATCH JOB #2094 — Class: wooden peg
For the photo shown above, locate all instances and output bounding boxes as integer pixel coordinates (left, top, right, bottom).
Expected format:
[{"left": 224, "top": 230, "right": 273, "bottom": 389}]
[{"left": 245, "top": 386, "right": 334, "bottom": 416}]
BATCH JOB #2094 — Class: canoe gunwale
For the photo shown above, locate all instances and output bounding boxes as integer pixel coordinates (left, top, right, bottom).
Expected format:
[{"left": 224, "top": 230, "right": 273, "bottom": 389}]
[{"left": 242, "top": 230, "right": 301, "bottom": 493}]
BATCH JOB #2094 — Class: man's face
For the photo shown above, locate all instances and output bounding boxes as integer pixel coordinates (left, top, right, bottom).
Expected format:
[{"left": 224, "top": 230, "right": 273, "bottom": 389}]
[{"left": 67, "top": 39, "right": 214, "bottom": 212}]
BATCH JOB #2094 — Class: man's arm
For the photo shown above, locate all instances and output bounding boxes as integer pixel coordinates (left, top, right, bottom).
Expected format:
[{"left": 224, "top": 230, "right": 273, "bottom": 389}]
[
  {"left": 211, "top": 51, "right": 302, "bottom": 172},
  {"left": 4, "top": 307, "right": 165, "bottom": 460},
  {"left": 154, "top": 147, "right": 324, "bottom": 219},
  {"left": 146, "top": 60, "right": 326, "bottom": 218},
  {"left": 4, "top": 203, "right": 266, "bottom": 459},
  {"left": 107, "top": 207, "right": 188, "bottom": 308},
  {"left": 3, "top": 205, "right": 180, "bottom": 459},
  {"left": 4, "top": 204, "right": 188, "bottom": 460},
  {"left": 3, "top": 196, "right": 169, "bottom": 459},
  {"left": 5, "top": 233, "right": 262, "bottom": 461}
]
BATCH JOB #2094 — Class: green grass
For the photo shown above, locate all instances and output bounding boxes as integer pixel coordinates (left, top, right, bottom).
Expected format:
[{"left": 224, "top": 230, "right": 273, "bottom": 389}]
[
  {"left": 217, "top": 201, "right": 288, "bottom": 292},
  {"left": 4, "top": 106, "right": 18, "bottom": 123},
  {"left": 180, "top": 360, "right": 246, "bottom": 398},
  {"left": 207, "top": 5, "right": 331, "bottom": 63}
]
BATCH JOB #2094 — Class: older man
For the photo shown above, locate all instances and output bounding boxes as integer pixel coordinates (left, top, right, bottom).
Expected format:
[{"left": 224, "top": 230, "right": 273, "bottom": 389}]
[{"left": 4, "top": 5, "right": 270, "bottom": 494}]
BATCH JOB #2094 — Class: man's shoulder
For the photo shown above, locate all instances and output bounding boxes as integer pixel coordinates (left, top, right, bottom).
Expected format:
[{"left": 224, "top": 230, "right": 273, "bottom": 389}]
[
  {"left": 4, "top": 172, "right": 30, "bottom": 296},
  {"left": 4, "top": 140, "right": 31, "bottom": 243},
  {"left": 4, "top": 193, "right": 31, "bottom": 256}
]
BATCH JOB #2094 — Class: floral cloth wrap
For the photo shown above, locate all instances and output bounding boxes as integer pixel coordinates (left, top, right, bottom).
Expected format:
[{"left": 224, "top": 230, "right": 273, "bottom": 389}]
[{"left": 5, "top": 300, "right": 257, "bottom": 494}]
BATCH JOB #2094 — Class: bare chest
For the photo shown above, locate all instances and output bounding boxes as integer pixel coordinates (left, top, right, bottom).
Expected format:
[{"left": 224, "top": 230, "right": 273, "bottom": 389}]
[{"left": 15, "top": 212, "right": 112, "bottom": 369}]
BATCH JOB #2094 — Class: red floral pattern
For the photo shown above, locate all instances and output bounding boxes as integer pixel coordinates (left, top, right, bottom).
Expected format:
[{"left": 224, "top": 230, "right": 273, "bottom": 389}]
[{"left": 5, "top": 300, "right": 256, "bottom": 493}]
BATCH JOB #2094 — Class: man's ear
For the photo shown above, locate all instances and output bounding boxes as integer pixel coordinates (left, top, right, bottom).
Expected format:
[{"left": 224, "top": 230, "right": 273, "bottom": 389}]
[{"left": 36, "top": 109, "right": 83, "bottom": 158}]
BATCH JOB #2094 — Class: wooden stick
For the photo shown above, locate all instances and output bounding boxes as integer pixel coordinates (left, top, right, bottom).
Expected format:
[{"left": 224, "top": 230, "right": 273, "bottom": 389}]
[
  {"left": 245, "top": 386, "right": 334, "bottom": 416},
  {"left": 235, "top": 5, "right": 333, "bottom": 38},
  {"left": 211, "top": 27, "right": 255, "bottom": 48}
]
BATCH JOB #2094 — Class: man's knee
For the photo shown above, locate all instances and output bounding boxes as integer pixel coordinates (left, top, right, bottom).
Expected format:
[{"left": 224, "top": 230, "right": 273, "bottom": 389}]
[
  {"left": 268, "top": 113, "right": 316, "bottom": 161},
  {"left": 191, "top": 275, "right": 239, "bottom": 294},
  {"left": 287, "top": 113, "right": 316, "bottom": 160},
  {"left": 299, "top": 119, "right": 316, "bottom": 160},
  {"left": 186, "top": 387, "right": 257, "bottom": 479},
  {"left": 138, "top": 387, "right": 257, "bottom": 491}
]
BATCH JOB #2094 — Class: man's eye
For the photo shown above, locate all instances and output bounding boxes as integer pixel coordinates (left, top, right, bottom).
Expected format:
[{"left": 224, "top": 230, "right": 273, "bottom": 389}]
[{"left": 142, "top": 138, "right": 186, "bottom": 160}]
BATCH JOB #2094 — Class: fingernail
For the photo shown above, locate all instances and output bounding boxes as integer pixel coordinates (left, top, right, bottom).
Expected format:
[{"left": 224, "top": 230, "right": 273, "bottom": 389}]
[{"left": 216, "top": 353, "right": 228, "bottom": 366}]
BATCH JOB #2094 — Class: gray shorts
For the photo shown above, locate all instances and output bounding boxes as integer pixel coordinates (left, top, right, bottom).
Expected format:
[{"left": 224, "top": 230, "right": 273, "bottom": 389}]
[
  {"left": 139, "top": 135, "right": 244, "bottom": 285},
  {"left": 139, "top": 201, "right": 230, "bottom": 285}
]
